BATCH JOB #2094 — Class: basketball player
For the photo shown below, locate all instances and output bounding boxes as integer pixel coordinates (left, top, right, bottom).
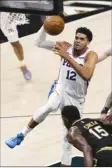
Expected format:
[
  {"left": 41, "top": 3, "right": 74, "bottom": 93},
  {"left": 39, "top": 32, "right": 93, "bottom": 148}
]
[
  {"left": 5, "top": 25, "right": 98, "bottom": 166},
  {"left": 61, "top": 105, "right": 112, "bottom": 167},
  {"left": 50, "top": 44, "right": 112, "bottom": 120},
  {"left": 0, "top": 12, "right": 32, "bottom": 80}
]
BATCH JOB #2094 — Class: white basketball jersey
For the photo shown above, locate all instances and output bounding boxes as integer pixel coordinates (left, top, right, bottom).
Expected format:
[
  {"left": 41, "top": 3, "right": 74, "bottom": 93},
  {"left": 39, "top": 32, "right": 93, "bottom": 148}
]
[{"left": 57, "top": 46, "right": 90, "bottom": 102}]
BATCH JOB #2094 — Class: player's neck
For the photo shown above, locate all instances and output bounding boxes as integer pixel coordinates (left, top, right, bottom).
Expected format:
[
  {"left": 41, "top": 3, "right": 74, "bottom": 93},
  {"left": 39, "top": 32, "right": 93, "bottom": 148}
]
[{"left": 73, "top": 47, "right": 88, "bottom": 57}]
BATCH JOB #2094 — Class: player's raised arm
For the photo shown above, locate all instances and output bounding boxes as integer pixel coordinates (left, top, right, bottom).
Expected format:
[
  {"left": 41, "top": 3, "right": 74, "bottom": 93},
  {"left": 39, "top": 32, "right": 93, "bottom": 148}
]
[
  {"left": 35, "top": 16, "right": 71, "bottom": 51},
  {"left": 67, "top": 126, "right": 93, "bottom": 167},
  {"left": 35, "top": 25, "right": 71, "bottom": 51},
  {"left": 35, "top": 25, "right": 56, "bottom": 51}
]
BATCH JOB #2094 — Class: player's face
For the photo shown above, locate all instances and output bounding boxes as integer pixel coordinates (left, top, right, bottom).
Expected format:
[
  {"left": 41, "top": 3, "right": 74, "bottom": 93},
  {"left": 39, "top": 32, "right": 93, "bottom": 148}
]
[{"left": 74, "top": 33, "right": 89, "bottom": 50}]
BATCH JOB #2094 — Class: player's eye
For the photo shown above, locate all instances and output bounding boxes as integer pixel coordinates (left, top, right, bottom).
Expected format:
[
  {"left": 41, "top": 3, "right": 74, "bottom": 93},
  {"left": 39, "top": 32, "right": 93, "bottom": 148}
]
[
  {"left": 75, "top": 36, "right": 78, "bottom": 40},
  {"left": 80, "top": 38, "right": 85, "bottom": 41}
]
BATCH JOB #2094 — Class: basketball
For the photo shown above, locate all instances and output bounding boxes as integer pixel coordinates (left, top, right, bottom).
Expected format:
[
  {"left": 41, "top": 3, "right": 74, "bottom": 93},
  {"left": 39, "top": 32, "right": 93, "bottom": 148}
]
[{"left": 43, "top": 16, "right": 65, "bottom": 36}]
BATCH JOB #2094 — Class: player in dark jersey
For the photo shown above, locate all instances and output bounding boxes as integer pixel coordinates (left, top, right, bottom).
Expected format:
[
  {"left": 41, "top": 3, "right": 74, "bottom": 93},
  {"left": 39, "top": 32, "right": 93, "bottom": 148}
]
[{"left": 61, "top": 105, "right": 112, "bottom": 167}]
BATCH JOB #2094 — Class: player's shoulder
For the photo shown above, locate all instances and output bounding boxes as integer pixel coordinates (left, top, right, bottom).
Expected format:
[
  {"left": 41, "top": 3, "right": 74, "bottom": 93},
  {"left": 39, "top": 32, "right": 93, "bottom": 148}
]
[
  {"left": 87, "top": 50, "right": 98, "bottom": 56},
  {"left": 82, "top": 48, "right": 97, "bottom": 59},
  {"left": 73, "top": 118, "right": 99, "bottom": 126},
  {"left": 72, "top": 118, "right": 89, "bottom": 126},
  {"left": 86, "top": 50, "right": 98, "bottom": 62}
]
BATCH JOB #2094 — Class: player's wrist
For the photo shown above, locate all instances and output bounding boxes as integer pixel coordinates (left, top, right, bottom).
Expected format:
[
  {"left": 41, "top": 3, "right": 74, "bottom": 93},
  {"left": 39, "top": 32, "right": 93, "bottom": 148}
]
[
  {"left": 101, "top": 107, "right": 109, "bottom": 114},
  {"left": 66, "top": 55, "right": 72, "bottom": 62}
]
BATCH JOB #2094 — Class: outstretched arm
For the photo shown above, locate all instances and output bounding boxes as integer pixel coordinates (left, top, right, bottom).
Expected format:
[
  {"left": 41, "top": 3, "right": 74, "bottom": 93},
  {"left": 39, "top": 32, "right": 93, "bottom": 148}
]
[
  {"left": 97, "top": 47, "right": 112, "bottom": 63},
  {"left": 35, "top": 26, "right": 56, "bottom": 51},
  {"left": 35, "top": 16, "right": 71, "bottom": 51},
  {"left": 67, "top": 127, "right": 93, "bottom": 167}
]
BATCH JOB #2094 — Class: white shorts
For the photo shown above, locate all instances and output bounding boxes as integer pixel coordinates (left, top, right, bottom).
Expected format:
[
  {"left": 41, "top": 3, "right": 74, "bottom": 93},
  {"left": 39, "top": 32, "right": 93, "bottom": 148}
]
[
  {"left": 1, "top": 25, "right": 19, "bottom": 43},
  {"left": 48, "top": 83, "right": 84, "bottom": 116},
  {"left": 1, "top": 13, "right": 19, "bottom": 43}
]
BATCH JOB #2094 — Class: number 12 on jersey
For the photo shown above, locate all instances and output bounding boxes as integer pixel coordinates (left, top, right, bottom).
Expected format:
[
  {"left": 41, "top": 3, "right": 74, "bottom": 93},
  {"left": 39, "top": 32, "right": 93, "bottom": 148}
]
[{"left": 66, "top": 70, "right": 77, "bottom": 81}]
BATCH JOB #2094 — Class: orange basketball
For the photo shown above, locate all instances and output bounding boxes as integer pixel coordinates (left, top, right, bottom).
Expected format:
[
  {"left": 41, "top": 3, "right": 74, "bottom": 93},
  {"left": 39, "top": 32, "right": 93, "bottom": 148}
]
[{"left": 44, "top": 16, "right": 65, "bottom": 36}]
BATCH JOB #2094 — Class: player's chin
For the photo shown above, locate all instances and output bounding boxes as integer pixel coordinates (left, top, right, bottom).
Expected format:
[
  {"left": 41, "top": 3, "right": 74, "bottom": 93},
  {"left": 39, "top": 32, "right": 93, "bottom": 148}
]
[{"left": 74, "top": 45, "right": 81, "bottom": 51}]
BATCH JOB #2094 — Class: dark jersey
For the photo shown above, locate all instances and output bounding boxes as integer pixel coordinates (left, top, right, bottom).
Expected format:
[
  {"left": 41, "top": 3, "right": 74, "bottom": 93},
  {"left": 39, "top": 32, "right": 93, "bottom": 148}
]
[{"left": 72, "top": 118, "right": 112, "bottom": 155}]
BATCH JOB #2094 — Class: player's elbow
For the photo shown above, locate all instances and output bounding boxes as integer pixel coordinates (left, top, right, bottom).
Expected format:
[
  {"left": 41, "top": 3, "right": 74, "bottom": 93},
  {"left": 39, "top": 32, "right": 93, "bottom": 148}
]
[
  {"left": 82, "top": 73, "right": 92, "bottom": 81},
  {"left": 34, "top": 38, "right": 42, "bottom": 48},
  {"left": 82, "top": 69, "right": 94, "bottom": 81},
  {"left": 82, "top": 75, "right": 90, "bottom": 81}
]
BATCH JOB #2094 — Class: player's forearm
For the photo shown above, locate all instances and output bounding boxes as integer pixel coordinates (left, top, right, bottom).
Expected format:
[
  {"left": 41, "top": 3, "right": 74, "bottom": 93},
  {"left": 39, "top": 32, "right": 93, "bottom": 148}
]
[
  {"left": 104, "top": 92, "right": 112, "bottom": 109},
  {"left": 35, "top": 26, "right": 56, "bottom": 51},
  {"left": 83, "top": 151, "right": 93, "bottom": 167},
  {"left": 66, "top": 56, "right": 92, "bottom": 80},
  {"left": 101, "top": 92, "right": 112, "bottom": 114},
  {"left": 71, "top": 137, "right": 93, "bottom": 166},
  {"left": 98, "top": 52, "right": 109, "bottom": 63},
  {"left": 97, "top": 47, "right": 112, "bottom": 63}
]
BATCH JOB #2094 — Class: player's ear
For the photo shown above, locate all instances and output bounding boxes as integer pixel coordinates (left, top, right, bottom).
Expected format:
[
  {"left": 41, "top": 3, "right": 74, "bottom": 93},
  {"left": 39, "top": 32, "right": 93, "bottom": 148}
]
[{"left": 86, "top": 39, "right": 90, "bottom": 45}]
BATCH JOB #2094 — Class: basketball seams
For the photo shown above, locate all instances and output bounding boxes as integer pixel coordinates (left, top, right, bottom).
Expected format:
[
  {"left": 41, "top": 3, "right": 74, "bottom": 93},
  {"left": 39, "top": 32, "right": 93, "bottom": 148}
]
[
  {"left": 44, "top": 21, "right": 64, "bottom": 29},
  {"left": 44, "top": 16, "right": 65, "bottom": 35},
  {"left": 44, "top": 21, "right": 64, "bottom": 27}
]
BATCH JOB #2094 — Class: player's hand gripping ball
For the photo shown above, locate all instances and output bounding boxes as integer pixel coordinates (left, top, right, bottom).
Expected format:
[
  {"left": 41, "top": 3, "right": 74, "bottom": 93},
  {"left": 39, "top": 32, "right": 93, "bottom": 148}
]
[{"left": 44, "top": 16, "right": 65, "bottom": 36}]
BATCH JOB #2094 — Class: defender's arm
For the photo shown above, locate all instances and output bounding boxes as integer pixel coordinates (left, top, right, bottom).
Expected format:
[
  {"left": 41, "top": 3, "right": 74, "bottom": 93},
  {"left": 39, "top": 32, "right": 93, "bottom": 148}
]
[{"left": 67, "top": 126, "right": 93, "bottom": 167}]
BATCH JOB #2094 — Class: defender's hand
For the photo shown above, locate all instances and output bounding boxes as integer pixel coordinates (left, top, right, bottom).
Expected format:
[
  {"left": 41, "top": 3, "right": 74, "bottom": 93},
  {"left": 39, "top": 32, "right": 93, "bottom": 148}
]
[
  {"left": 105, "top": 115, "right": 112, "bottom": 123},
  {"left": 100, "top": 113, "right": 107, "bottom": 120}
]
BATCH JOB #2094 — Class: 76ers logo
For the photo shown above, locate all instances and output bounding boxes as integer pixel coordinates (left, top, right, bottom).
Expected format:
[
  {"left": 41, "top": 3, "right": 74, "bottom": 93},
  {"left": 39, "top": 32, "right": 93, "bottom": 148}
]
[{"left": 8, "top": 28, "right": 14, "bottom": 33}]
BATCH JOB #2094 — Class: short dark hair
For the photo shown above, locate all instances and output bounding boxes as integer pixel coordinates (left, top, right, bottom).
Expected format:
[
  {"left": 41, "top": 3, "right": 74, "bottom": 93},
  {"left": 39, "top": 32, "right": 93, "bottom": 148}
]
[
  {"left": 61, "top": 105, "right": 80, "bottom": 129},
  {"left": 76, "top": 27, "right": 93, "bottom": 42}
]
